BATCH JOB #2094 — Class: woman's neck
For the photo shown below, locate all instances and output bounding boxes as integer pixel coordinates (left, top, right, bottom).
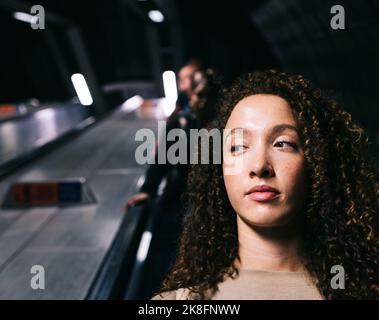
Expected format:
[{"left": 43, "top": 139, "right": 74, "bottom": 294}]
[{"left": 235, "top": 215, "right": 305, "bottom": 272}]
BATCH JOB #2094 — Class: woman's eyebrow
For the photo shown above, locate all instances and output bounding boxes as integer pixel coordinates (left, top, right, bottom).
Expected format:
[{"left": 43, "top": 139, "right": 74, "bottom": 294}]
[
  {"left": 270, "top": 124, "right": 299, "bottom": 136},
  {"left": 225, "top": 124, "right": 298, "bottom": 140},
  {"left": 224, "top": 127, "right": 251, "bottom": 140}
]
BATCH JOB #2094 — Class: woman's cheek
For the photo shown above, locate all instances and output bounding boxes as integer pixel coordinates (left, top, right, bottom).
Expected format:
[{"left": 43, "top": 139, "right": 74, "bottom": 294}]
[
  {"left": 223, "top": 153, "right": 246, "bottom": 177},
  {"left": 279, "top": 160, "right": 307, "bottom": 198},
  {"left": 224, "top": 175, "right": 242, "bottom": 207}
]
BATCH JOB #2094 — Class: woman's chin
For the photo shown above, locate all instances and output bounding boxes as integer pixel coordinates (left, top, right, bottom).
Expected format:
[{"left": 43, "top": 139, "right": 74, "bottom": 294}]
[{"left": 239, "top": 211, "right": 295, "bottom": 229}]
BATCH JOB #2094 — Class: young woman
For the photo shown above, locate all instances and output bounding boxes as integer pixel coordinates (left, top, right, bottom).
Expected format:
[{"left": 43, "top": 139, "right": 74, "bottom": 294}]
[{"left": 153, "top": 70, "right": 379, "bottom": 300}]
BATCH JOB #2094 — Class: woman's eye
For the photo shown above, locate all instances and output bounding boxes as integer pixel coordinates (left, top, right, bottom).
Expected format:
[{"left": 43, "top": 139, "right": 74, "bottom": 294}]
[
  {"left": 274, "top": 140, "right": 296, "bottom": 149},
  {"left": 230, "top": 145, "right": 245, "bottom": 153}
]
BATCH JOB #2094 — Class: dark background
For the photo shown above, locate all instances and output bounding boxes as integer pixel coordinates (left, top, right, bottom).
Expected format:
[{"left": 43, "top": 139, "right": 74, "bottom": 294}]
[{"left": 0, "top": 0, "right": 378, "bottom": 152}]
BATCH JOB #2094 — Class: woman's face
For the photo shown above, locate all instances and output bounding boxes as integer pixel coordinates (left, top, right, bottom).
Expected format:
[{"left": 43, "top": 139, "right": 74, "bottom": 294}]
[{"left": 223, "top": 94, "right": 308, "bottom": 228}]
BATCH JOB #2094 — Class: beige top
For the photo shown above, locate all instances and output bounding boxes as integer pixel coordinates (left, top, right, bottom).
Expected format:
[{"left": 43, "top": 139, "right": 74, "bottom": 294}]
[{"left": 152, "top": 270, "right": 323, "bottom": 300}]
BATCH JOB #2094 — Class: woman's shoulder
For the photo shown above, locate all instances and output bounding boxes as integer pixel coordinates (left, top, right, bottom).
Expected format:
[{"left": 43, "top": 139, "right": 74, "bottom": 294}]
[{"left": 151, "top": 288, "right": 194, "bottom": 300}]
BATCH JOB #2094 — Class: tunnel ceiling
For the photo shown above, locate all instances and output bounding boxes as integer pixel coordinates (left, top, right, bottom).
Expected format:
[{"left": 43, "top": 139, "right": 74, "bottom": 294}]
[{"left": 0, "top": 0, "right": 378, "bottom": 147}]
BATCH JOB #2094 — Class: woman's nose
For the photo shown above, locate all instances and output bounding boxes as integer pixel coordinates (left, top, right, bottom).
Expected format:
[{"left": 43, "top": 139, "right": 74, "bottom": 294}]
[{"left": 248, "top": 150, "right": 274, "bottom": 178}]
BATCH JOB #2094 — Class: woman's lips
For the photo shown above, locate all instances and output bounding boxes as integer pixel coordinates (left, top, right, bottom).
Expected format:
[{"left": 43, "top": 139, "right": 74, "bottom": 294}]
[{"left": 246, "top": 191, "right": 280, "bottom": 202}]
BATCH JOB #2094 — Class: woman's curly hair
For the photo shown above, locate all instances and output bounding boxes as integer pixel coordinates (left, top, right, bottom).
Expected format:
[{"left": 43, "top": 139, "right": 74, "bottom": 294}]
[{"left": 158, "top": 70, "right": 379, "bottom": 299}]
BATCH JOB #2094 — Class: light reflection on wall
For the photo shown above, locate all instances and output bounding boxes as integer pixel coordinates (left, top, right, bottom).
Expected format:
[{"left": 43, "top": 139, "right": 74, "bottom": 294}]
[
  {"left": 0, "top": 104, "right": 89, "bottom": 167},
  {"left": 34, "top": 108, "right": 58, "bottom": 146},
  {"left": 0, "top": 122, "right": 19, "bottom": 161}
]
